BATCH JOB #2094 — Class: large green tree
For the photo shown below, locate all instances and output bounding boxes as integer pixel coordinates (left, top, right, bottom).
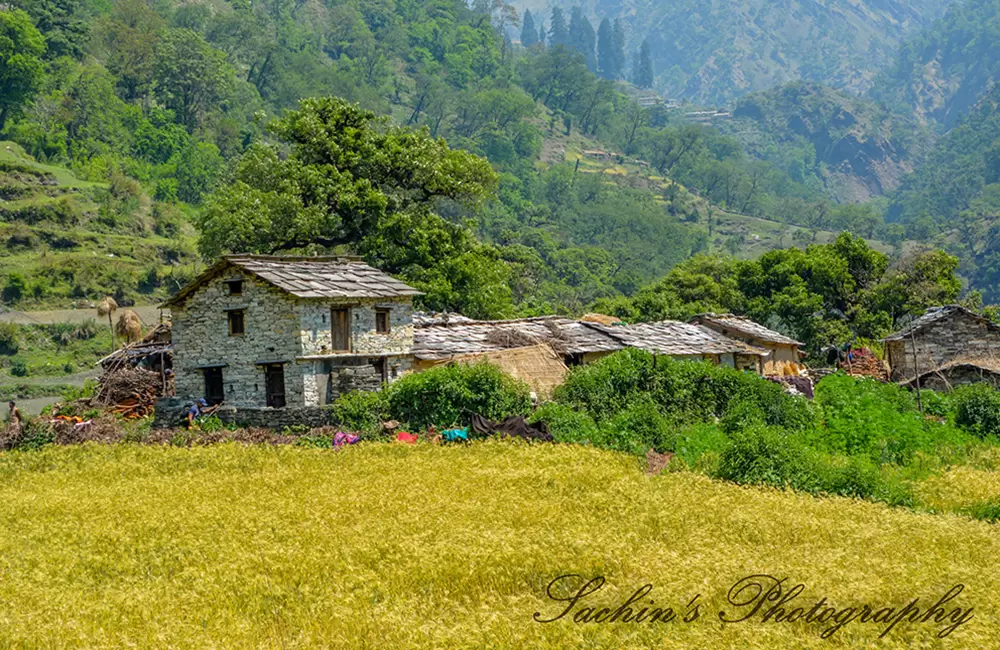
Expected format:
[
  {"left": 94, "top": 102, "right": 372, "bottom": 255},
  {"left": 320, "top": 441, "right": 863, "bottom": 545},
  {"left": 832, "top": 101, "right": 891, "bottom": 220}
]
[
  {"left": 198, "top": 97, "right": 513, "bottom": 317},
  {"left": 0, "top": 9, "right": 46, "bottom": 130}
]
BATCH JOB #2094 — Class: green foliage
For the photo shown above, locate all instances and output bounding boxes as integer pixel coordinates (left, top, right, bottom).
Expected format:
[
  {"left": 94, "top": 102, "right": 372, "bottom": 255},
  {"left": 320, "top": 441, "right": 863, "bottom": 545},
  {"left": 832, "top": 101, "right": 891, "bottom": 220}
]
[
  {"left": 530, "top": 402, "right": 599, "bottom": 445},
  {"left": 331, "top": 390, "right": 389, "bottom": 438},
  {"left": 0, "top": 10, "right": 46, "bottom": 130},
  {"left": 385, "top": 362, "right": 532, "bottom": 431},
  {"left": 954, "top": 384, "right": 1000, "bottom": 440}
]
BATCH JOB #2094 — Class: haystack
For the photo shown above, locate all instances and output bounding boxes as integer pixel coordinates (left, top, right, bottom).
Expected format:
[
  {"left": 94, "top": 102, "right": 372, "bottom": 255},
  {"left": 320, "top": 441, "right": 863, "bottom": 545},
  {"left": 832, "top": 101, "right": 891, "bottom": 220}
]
[{"left": 448, "top": 343, "right": 568, "bottom": 398}]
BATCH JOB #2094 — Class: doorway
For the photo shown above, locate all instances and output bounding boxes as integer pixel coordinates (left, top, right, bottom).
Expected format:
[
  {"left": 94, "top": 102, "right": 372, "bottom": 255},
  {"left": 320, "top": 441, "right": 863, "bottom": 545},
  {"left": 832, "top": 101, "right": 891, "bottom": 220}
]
[{"left": 264, "top": 364, "right": 286, "bottom": 408}]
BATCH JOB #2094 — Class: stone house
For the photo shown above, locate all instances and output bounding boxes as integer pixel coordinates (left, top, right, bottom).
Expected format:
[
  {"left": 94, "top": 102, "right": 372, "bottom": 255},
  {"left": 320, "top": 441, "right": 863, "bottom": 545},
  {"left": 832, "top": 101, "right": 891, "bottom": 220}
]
[
  {"left": 689, "top": 313, "right": 805, "bottom": 375},
  {"left": 884, "top": 305, "right": 1000, "bottom": 384},
  {"left": 161, "top": 255, "right": 421, "bottom": 409}
]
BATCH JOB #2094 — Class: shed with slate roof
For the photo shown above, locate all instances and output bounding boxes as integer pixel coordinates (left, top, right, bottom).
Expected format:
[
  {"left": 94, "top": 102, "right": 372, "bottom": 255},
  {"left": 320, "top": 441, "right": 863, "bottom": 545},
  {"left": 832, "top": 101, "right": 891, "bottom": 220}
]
[
  {"left": 883, "top": 305, "right": 1000, "bottom": 384},
  {"left": 689, "top": 313, "right": 804, "bottom": 375},
  {"left": 162, "top": 255, "right": 421, "bottom": 408}
]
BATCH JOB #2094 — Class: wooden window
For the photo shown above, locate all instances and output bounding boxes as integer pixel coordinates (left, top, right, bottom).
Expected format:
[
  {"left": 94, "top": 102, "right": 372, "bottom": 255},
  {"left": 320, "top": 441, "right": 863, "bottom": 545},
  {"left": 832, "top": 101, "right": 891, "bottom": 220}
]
[
  {"left": 203, "top": 367, "right": 224, "bottom": 405},
  {"left": 226, "top": 279, "right": 243, "bottom": 295},
  {"left": 227, "top": 309, "right": 245, "bottom": 336},
  {"left": 264, "top": 364, "right": 286, "bottom": 408},
  {"left": 331, "top": 308, "right": 351, "bottom": 351},
  {"left": 376, "top": 309, "right": 390, "bottom": 334}
]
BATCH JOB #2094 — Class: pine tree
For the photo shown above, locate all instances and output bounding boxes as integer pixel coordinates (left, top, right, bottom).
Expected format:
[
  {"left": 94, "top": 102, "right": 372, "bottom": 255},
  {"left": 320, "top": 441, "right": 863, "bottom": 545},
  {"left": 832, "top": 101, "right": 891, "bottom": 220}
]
[
  {"left": 538, "top": 23, "right": 546, "bottom": 47},
  {"left": 612, "top": 19, "right": 626, "bottom": 79},
  {"left": 597, "top": 18, "right": 614, "bottom": 79},
  {"left": 521, "top": 9, "right": 537, "bottom": 47},
  {"left": 636, "top": 39, "right": 654, "bottom": 88},
  {"left": 549, "top": 7, "right": 568, "bottom": 47},
  {"left": 568, "top": 7, "right": 596, "bottom": 72}
]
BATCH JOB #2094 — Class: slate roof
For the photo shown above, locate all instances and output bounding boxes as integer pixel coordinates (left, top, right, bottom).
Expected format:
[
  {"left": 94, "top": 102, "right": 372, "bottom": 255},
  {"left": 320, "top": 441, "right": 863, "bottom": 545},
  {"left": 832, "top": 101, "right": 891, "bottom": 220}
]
[
  {"left": 413, "top": 317, "right": 767, "bottom": 360},
  {"left": 162, "top": 255, "right": 422, "bottom": 307},
  {"left": 884, "top": 305, "right": 997, "bottom": 341},
  {"left": 413, "top": 317, "right": 624, "bottom": 360},
  {"left": 589, "top": 321, "right": 769, "bottom": 357},
  {"left": 690, "top": 313, "right": 802, "bottom": 346}
]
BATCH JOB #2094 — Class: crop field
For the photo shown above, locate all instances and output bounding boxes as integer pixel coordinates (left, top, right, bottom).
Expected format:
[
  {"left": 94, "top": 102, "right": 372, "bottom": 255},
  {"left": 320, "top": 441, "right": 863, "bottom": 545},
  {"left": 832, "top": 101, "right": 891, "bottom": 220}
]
[{"left": 0, "top": 441, "right": 996, "bottom": 649}]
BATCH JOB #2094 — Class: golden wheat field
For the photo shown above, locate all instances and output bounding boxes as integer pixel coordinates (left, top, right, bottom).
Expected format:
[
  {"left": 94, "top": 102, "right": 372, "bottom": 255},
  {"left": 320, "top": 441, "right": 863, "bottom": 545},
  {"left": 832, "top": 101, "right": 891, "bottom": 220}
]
[{"left": 0, "top": 441, "right": 997, "bottom": 649}]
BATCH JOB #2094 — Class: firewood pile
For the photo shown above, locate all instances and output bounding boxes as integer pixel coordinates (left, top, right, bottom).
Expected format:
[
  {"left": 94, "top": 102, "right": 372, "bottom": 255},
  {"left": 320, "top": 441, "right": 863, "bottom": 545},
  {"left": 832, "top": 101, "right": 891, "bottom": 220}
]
[
  {"left": 838, "top": 347, "right": 888, "bottom": 381},
  {"left": 94, "top": 367, "right": 163, "bottom": 419}
]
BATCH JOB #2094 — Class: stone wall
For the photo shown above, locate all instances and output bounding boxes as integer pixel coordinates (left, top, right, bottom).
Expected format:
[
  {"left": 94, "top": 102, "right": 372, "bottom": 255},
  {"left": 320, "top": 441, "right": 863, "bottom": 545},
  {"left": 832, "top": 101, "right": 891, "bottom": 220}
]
[
  {"left": 153, "top": 398, "right": 335, "bottom": 429},
  {"left": 298, "top": 300, "right": 414, "bottom": 356},
  {"left": 888, "top": 312, "right": 1000, "bottom": 381},
  {"left": 172, "top": 270, "right": 305, "bottom": 408},
  {"left": 301, "top": 355, "right": 414, "bottom": 406}
]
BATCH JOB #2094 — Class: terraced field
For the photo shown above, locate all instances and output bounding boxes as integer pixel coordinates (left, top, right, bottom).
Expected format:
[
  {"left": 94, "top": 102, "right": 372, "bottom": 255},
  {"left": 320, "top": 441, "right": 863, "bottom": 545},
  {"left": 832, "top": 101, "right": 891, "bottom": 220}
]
[{"left": 0, "top": 441, "right": 995, "bottom": 649}]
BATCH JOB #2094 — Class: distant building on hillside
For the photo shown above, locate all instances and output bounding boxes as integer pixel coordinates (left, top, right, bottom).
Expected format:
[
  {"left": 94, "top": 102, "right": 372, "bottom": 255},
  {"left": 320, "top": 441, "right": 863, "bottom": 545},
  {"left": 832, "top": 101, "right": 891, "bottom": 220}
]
[
  {"left": 884, "top": 305, "right": 1000, "bottom": 386},
  {"left": 689, "top": 313, "right": 805, "bottom": 375},
  {"left": 162, "top": 255, "right": 420, "bottom": 409}
]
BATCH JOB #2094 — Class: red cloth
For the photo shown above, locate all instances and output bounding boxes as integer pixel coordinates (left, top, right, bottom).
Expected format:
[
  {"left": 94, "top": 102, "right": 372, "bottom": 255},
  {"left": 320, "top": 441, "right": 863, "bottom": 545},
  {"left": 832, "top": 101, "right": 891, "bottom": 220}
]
[{"left": 395, "top": 431, "right": 418, "bottom": 444}]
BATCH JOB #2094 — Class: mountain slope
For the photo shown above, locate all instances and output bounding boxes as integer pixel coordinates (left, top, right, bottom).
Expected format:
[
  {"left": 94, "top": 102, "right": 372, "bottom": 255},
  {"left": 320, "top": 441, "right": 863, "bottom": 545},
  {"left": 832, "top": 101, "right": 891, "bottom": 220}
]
[
  {"left": 873, "top": 0, "right": 1000, "bottom": 129},
  {"left": 526, "top": 0, "right": 956, "bottom": 104},
  {"left": 719, "top": 82, "right": 928, "bottom": 203}
]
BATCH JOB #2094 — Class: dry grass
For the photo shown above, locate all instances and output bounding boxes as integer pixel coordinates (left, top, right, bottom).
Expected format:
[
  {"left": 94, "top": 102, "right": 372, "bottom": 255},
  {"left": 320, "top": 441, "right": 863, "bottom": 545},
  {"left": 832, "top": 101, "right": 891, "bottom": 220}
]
[{"left": 0, "top": 442, "right": 997, "bottom": 648}]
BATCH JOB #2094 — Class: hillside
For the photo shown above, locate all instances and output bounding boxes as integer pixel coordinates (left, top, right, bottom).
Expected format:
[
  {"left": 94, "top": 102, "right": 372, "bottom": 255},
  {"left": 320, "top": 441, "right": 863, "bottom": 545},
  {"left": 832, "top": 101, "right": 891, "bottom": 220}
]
[
  {"left": 0, "top": 441, "right": 994, "bottom": 647},
  {"left": 0, "top": 141, "right": 200, "bottom": 308},
  {"left": 523, "top": 0, "right": 955, "bottom": 105},
  {"left": 873, "top": 0, "right": 1000, "bottom": 129},
  {"left": 719, "top": 82, "right": 928, "bottom": 203}
]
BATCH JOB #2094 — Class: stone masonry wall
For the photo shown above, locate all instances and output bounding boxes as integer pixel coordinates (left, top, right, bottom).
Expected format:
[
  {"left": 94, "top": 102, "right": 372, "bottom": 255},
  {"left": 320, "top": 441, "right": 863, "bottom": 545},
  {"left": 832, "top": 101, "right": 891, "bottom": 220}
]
[
  {"left": 298, "top": 300, "right": 414, "bottom": 356},
  {"left": 172, "top": 270, "right": 304, "bottom": 407},
  {"left": 888, "top": 312, "right": 1000, "bottom": 381},
  {"left": 153, "top": 398, "right": 335, "bottom": 429}
]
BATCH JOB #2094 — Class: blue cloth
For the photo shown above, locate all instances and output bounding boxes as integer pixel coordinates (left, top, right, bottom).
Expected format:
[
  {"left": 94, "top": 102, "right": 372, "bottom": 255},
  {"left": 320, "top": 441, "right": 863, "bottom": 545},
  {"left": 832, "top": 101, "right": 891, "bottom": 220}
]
[{"left": 441, "top": 427, "right": 469, "bottom": 443}]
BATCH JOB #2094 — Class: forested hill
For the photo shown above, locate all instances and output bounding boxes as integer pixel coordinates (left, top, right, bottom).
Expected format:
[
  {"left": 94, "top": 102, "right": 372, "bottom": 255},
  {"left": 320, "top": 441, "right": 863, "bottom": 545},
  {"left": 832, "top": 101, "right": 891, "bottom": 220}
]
[
  {"left": 872, "top": 0, "right": 1000, "bottom": 129},
  {"left": 1, "top": 0, "right": 918, "bottom": 318},
  {"left": 521, "top": 0, "right": 954, "bottom": 104},
  {"left": 719, "top": 82, "right": 928, "bottom": 204}
]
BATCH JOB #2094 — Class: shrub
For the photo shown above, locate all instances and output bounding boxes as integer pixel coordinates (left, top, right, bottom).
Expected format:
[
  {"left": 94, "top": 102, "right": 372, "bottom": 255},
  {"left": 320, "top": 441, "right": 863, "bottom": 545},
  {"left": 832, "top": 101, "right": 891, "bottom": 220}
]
[
  {"left": 530, "top": 402, "right": 600, "bottom": 445},
  {"left": 331, "top": 390, "right": 389, "bottom": 438},
  {"left": 814, "top": 373, "right": 930, "bottom": 463},
  {"left": 670, "top": 423, "right": 730, "bottom": 467},
  {"left": 0, "top": 322, "right": 19, "bottom": 355},
  {"left": 386, "top": 362, "right": 531, "bottom": 430},
  {"left": 715, "top": 425, "right": 818, "bottom": 491},
  {"left": 2, "top": 273, "right": 26, "bottom": 304},
  {"left": 954, "top": 384, "right": 1000, "bottom": 439},
  {"left": 595, "top": 395, "right": 673, "bottom": 454},
  {"left": 555, "top": 350, "right": 811, "bottom": 432},
  {"left": 9, "top": 359, "right": 28, "bottom": 377}
]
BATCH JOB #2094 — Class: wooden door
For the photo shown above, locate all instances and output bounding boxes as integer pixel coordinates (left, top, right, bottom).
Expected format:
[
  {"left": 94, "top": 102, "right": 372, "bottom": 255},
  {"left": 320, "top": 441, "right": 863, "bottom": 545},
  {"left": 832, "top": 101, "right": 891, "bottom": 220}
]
[
  {"left": 331, "top": 308, "right": 351, "bottom": 352},
  {"left": 204, "top": 367, "right": 224, "bottom": 405},
  {"left": 264, "top": 364, "right": 286, "bottom": 408}
]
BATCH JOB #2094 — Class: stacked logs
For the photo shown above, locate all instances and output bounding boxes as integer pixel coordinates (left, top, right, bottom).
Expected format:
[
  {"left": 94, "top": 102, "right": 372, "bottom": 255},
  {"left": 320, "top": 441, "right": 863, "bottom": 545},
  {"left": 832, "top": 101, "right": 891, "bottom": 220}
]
[
  {"left": 95, "top": 368, "right": 162, "bottom": 419},
  {"left": 838, "top": 347, "right": 888, "bottom": 382}
]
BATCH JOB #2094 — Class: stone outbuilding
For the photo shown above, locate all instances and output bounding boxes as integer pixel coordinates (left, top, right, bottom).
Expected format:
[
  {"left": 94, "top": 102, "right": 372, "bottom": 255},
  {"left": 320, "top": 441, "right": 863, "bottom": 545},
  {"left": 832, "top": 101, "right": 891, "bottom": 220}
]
[
  {"left": 689, "top": 313, "right": 805, "bottom": 375},
  {"left": 161, "top": 255, "right": 421, "bottom": 409},
  {"left": 884, "top": 305, "right": 1000, "bottom": 384}
]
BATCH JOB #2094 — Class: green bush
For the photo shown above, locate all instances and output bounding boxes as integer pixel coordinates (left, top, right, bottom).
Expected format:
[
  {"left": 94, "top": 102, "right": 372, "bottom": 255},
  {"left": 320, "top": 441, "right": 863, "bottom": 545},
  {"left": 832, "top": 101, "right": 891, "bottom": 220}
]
[
  {"left": 385, "top": 362, "right": 532, "bottom": 430},
  {"left": 530, "top": 402, "right": 600, "bottom": 445},
  {"left": 954, "top": 384, "right": 1000, "bottom": 439},
  {"left": 670, "top": 422, "right": 730, "bottom": 467},
  {"left": 814, "top": 373, "right": 932, "bottom": 463},
  {"left": 331, "top": 390, "right": 389, "bottom": 438},
  {"left": 0, "top": 322, "right": 19, "bottom": 355},
  {"left": 9, "top": 359, "right": 28, "bottom": 377},
  {"left": 715, "top": 425, "right": 817, "bottom": 491},
  {"left": 596, "top": 395, "right": 673, "bottom": 454},
  {"left": 554, "top": 350, "right": 811, "bottom": 432}
]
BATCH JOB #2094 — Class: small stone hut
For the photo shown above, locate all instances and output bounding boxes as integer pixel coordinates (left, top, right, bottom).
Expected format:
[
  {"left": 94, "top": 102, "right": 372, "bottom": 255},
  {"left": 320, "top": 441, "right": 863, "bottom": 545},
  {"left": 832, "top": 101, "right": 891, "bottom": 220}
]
[
  {"left": 162, "top": 255, "right": 421, "bottom": 409},
  {"left": 689, "top": 313, "right": 805, "bottom": 375},
  {"left": 884, "top": 305, "right": 1000, "bottom": 384}
]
